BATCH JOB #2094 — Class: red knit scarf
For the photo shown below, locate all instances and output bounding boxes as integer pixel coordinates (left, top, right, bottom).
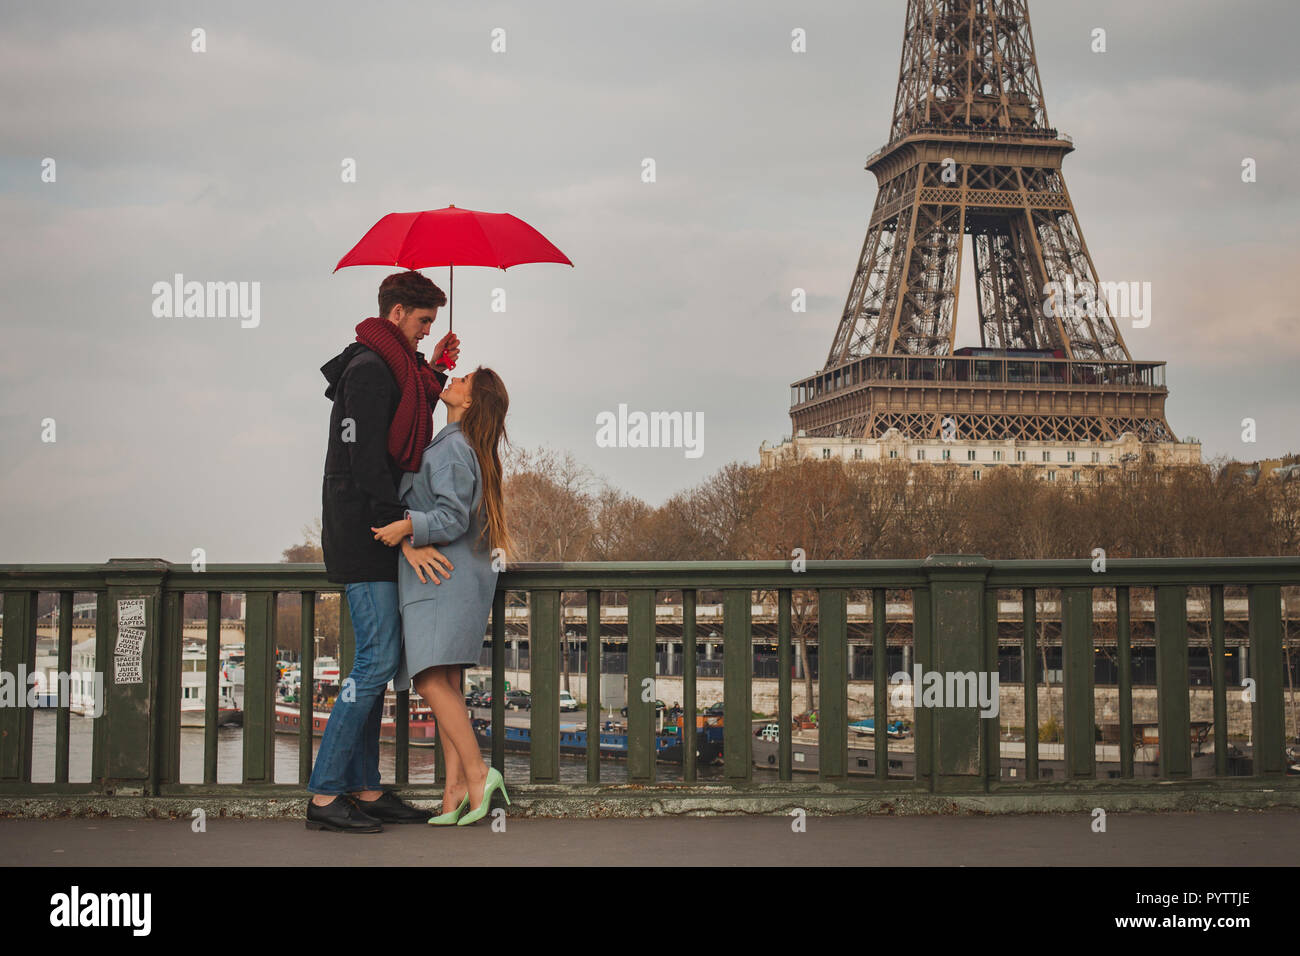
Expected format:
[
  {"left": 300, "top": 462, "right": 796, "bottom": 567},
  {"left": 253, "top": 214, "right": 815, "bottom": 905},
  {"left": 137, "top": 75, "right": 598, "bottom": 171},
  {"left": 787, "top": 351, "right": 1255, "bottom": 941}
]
[{"left": 354, "top": 316, "right": 444, "bottom": 472}]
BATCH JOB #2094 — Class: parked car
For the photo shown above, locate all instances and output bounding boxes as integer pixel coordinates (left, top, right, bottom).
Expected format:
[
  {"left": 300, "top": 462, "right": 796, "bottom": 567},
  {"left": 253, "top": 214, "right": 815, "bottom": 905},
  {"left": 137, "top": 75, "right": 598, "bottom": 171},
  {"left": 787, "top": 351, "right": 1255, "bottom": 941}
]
[
  {"left": 505, "top": 689, "right": 532, "bottom": 710},
  {"left": 559, "top": 690, "right": 579, "bottom": 712}
]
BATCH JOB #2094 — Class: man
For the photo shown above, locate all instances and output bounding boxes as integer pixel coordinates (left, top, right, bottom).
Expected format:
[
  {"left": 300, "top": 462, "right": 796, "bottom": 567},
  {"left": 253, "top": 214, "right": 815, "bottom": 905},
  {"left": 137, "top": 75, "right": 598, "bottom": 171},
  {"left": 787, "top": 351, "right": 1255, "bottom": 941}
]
[{"left": 307, "top": 269, "right": 461, "bottom": 832}]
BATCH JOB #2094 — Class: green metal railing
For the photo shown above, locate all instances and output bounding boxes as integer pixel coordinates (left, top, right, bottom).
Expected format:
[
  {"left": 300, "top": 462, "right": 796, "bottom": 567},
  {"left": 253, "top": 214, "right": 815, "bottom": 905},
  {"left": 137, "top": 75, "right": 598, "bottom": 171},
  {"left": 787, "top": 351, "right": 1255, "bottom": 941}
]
[{"left": 1, "top": 556, "right": 1297, "bottom": 802}]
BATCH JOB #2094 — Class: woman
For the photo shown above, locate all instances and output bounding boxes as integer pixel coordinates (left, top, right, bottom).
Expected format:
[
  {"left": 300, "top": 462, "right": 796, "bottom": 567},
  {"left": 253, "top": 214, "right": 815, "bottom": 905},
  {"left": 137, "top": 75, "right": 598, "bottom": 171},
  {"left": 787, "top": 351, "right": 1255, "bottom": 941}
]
[{"left": 371, "top": 366, "right": 514, "bottom": 826}]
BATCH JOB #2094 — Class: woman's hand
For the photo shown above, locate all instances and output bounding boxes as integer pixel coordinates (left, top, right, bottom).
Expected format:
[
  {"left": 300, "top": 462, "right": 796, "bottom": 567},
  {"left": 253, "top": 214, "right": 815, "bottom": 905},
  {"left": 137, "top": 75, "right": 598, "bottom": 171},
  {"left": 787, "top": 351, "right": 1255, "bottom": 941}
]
[
  {"left": 401, "top": 539, "right": 453, "bottom": 584},
  {"left": 372, "top": 518, "right": 413, "bottom": 547}
]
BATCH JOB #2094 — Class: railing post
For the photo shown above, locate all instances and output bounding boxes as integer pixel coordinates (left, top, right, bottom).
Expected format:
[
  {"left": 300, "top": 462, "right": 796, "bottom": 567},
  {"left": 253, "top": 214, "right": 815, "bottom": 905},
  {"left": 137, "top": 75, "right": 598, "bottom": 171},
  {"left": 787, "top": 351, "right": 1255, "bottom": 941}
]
[
  {"left": 490, "top": 590, "right": 506, "bottom": 773},
  {"left": 530, "top": 589, "right": 560, "bottom": 784},
  {"left": 91, "top": 592, "right": 111, "bottom": 784},
  {"left": 779, "top": 589, "right": 793, "bottom": 781},
  {"left": 395, "top": 688, "right": 410, "bottom": 785},
  {"left": 1116, "top": 586, "right": 1133, "bottom": 778},
  {"left": 627, "top": 589, "right": 655, "bottom": 783},
  {"left": 921, "top": 556, "right": 992, "bottom": 793},
  {"left": 872, "top": 588, "right": 888, "bottom": 780},
  {"left": 1249, "top": 584, "right": 1286, "bottom": 775},
  {"left": 818, "top": 588, "right": 848, "bottom": 781},
  {"left": 1022, "top": 587, "right": 1040, "bottom": 780},
  {"left": 1155, "top": 584, "right": 1191, "bottom": 778},
  {"left": 55, "top": 591, "right": 73, "bottom": 784},
  {"left": 242, "top": 590, "right": 276, "bottom": 785},
  {"left": 0, "top": 589, "right": 37, "bottom": 784},
  {"left": 722, "top": 588, "right": 752, "bottom": 782},
  {"left": 154, "top": 587, "right": 183, "bottom": 792},
  {"left": 912, "top": 584, "right": 932, "bottom": 790},
  {"left": 100, "top": 559, "right": 169, "bottom": 795},
  {"left": 984, "top": 584, "right": 1001, "bottom": 785},
  {"left": 1209, "top": 585, "right": 1227, "bottom": 777},
  {"left": 1062, "top": 586, "right": 1096, "bottom": 780},
  {"left": 585, "top": 589, "right": 602, "bottom": 783},
  {"left": 297, "top": 593, "right": 314, "bottom": 788}
]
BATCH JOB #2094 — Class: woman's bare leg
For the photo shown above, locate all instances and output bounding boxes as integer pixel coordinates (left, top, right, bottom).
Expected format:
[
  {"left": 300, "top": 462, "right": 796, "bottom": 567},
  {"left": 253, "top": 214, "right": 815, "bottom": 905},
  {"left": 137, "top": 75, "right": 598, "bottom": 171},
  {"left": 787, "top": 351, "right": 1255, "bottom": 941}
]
[
  {"left": 437, "top": 667, "right": 476, "bottom": 811},
  {"left": 414, "top": 665, "right": 487, "bottom": 810},
  {"left": 413, "top": 669, "right": 468, "bottom": 814},
  {"left": 437, "top": 728, "right": 466, "bottom": 815}
]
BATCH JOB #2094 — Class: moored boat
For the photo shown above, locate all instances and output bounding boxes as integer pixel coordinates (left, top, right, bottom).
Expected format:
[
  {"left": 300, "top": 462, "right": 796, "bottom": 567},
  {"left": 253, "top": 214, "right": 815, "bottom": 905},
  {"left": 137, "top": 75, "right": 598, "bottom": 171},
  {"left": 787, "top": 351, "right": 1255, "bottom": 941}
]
[
  {"left": 469, "top": 714, "right": 725, "bottom": 765},
  {"left": 181, "top": 642, "right": 242, "bottom": 727},
  {"left": 273, "top": 673, "right": 439, "bottom": 746}
]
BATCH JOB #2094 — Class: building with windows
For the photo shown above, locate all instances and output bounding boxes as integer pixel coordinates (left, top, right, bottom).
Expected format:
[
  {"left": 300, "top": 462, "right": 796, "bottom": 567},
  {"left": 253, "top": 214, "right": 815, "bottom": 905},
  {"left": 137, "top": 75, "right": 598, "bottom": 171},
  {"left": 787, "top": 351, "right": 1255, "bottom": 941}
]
[{"left": 759, "top": 426, "right": 1201, "bottom": 481}]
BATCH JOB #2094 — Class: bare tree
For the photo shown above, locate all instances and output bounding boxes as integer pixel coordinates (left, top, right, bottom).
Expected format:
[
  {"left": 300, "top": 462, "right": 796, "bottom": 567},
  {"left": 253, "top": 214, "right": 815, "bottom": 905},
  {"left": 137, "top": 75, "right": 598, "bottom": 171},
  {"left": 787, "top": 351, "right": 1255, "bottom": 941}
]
[
  {"left": 503, "top": 446, "right": 596, "bottom": 561},
  {"left": 745, "top": 459, "right": 868, "bottom": 712}
]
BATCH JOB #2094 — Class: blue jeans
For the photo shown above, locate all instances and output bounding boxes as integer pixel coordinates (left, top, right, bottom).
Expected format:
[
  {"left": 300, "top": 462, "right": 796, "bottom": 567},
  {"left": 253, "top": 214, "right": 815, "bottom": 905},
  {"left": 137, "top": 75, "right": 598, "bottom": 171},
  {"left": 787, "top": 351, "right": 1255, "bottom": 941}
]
[{"left": 307, "top": 581, "right": 402, "bottom": 795}]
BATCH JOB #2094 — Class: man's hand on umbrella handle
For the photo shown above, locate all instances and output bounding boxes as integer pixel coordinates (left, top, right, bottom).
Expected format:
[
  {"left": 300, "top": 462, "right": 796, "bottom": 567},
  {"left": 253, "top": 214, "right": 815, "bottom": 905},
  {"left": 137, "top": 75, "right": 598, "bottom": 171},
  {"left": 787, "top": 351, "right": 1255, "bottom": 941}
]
[{"left": 432, "top": 331, "right": 460, "bottom": 370}]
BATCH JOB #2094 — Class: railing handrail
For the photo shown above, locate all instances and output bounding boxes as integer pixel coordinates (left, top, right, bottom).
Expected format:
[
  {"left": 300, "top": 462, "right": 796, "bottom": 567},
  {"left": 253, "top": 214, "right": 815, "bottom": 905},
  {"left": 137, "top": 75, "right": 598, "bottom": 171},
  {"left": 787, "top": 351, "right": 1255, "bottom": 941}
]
[{"left": 3, "top": 557, "right": 1299, "bottom": 593}]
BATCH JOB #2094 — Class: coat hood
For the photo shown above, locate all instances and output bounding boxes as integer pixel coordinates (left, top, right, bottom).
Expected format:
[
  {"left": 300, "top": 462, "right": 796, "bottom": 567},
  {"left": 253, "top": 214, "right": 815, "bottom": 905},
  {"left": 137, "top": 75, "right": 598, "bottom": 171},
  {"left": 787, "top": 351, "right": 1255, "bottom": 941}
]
[{"left": 321, "top": 342, "right": 369, "bottom": 400}]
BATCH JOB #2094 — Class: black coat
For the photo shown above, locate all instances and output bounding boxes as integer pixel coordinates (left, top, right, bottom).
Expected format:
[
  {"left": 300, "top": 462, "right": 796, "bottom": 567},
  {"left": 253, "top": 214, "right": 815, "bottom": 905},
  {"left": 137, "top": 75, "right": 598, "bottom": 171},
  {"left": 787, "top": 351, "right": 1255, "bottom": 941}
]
[{"left": 320, "top": 343, "right": 447, "bottom": 584}]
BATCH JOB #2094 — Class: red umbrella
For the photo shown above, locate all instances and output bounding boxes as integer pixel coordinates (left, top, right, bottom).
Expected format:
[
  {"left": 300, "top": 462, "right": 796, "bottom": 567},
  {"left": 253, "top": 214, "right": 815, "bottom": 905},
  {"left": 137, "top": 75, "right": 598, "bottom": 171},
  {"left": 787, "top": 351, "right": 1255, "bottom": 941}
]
[{"left": 333, "top": 204, "right": 572, "bottom": 345}]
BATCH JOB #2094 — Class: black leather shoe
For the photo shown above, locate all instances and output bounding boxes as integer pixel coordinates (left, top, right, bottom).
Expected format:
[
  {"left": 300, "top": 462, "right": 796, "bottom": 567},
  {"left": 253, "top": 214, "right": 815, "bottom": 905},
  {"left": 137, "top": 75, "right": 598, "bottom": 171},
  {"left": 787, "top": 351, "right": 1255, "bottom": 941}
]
[
  {"left": 346, "top": 790, "right": 433, "bottom": 824},
  {"left": 306, "top": 796, "right": 384, "bottom": 833}
]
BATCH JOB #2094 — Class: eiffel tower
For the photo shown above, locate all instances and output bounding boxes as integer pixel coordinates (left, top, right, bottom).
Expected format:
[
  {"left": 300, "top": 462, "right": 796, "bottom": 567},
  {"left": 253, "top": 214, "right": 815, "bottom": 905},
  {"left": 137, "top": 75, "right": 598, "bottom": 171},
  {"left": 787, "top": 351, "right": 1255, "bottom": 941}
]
[{"left": 790, "top": 0, "right": 1181, "bottom": 448}]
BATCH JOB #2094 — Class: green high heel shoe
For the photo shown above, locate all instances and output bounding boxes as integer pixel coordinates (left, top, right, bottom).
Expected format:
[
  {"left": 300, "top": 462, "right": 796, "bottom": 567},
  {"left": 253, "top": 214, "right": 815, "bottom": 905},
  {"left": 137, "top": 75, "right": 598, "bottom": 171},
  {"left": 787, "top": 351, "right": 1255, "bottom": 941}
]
[
  {"left": 457, "top": 767, "right": 511, "bottom": 826},
  {"left": 428, "top": 792, "right": 469, "bottom": 826}
]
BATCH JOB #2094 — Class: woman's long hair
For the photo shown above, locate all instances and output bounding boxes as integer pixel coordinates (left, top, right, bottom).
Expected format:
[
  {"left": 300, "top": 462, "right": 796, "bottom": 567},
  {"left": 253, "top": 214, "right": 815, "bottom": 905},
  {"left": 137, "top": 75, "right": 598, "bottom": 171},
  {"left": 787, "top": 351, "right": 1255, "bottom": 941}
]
[{"left": 459, "top": 366, "right": 515, "bottom": 563}]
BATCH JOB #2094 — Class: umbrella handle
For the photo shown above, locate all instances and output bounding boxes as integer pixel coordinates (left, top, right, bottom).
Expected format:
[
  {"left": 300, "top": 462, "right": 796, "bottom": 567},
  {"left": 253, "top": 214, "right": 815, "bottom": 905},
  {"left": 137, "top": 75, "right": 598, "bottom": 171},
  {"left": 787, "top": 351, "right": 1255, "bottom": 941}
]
[{"left": 445, "top": 262, "right": 455, "bottom": 367}]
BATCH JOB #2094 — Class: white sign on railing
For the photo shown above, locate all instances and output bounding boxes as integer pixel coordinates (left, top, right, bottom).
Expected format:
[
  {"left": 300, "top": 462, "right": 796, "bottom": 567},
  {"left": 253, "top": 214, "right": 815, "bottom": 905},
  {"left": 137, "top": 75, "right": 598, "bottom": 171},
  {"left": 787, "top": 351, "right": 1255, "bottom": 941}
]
[{"left": 114, "top": 598, "right": 146, "bottom": 685}]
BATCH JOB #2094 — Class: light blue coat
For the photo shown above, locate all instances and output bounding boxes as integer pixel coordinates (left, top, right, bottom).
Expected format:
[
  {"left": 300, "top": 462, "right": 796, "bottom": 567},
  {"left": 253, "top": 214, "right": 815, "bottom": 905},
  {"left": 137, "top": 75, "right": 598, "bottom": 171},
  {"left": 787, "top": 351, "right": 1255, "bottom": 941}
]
[{"left": 393, "top": 420, "right": 499, "bottom": 691}]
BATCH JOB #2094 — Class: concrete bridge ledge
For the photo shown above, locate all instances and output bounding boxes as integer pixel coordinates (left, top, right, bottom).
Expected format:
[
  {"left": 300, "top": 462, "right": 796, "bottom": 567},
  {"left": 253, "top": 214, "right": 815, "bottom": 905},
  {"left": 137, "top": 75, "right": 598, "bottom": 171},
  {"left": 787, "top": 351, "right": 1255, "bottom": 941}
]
[{"left": 2, "top": 786, "right": 1297, "bottom": 820}]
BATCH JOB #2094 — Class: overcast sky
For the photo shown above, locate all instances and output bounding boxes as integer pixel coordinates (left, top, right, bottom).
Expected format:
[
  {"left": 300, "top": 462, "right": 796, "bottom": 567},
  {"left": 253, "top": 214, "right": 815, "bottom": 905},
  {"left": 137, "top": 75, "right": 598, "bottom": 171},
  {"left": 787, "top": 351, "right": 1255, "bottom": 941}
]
[{"left": 2, "top": 0, "right": 1297, "bottom": 564}]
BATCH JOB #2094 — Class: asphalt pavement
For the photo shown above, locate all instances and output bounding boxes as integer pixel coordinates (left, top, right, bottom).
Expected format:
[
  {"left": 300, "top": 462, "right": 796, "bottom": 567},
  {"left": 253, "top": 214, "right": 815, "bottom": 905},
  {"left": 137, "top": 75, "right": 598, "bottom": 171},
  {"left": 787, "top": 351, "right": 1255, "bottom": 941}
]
[{"left": 3, "top": 809, "right": 1297, "bottom": 866}]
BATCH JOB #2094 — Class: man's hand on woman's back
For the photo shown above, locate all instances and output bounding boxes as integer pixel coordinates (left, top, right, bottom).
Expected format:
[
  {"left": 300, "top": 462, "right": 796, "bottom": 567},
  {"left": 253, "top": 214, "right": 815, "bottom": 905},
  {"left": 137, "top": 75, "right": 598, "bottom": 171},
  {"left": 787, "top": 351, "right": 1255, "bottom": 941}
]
[{"left": 401, "top": 539, "right": 454, "bottom": 584}]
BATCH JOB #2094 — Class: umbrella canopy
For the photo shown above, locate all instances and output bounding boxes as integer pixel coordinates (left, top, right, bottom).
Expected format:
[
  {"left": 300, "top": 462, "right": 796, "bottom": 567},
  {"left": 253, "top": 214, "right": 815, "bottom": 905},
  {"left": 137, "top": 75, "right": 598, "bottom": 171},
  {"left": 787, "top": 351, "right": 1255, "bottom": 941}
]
[
  {"left": 335, "top": 205, "right": 572, "bottom": 272},
  {"left": 334, "top": 204, "right": 573, "bottom": 347}
]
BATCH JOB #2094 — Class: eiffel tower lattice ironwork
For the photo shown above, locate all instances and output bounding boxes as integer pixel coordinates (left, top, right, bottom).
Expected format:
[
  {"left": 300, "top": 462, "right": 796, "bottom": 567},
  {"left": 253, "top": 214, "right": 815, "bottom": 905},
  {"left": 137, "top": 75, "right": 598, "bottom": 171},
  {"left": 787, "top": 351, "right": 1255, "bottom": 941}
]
[{"left": 790, "top": 0, "right": 1179, "bottom": 446}]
